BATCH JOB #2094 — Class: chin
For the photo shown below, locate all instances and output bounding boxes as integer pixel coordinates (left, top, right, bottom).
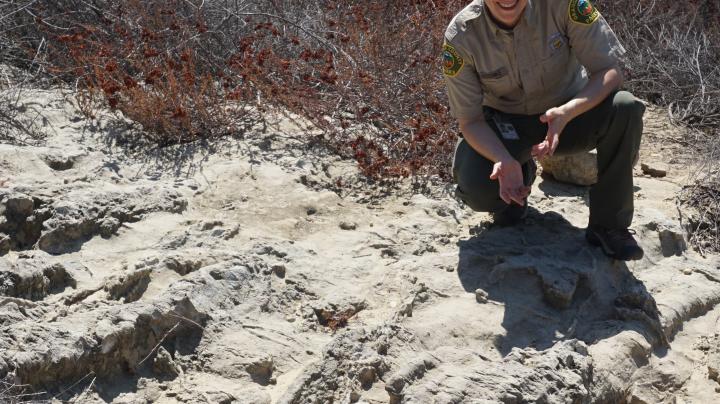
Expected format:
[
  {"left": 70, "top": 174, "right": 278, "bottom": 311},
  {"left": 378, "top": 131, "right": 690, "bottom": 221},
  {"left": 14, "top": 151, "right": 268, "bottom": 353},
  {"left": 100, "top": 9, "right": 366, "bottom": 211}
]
[{"left": 490, "top": 0, "right": 526, "bottom": 25}]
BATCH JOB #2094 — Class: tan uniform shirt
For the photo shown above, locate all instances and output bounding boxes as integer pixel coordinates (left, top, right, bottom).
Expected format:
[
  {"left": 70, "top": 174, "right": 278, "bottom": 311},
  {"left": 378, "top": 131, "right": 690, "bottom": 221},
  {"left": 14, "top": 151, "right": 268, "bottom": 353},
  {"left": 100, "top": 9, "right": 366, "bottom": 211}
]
[{"left": 443, "top": 0, "right": 626, "bottom": 120}]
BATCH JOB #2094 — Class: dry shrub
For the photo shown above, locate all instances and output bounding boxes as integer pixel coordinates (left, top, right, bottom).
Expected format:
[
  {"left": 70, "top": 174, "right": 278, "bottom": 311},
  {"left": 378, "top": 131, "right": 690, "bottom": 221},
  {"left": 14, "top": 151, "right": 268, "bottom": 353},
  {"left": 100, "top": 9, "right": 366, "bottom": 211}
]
[
  {"left": 36, "top": 0, "right": 259, "bottom": 146},
  {"left": 15, "top": 0, "right": 463, "bottom": 180},
  {"left": 596, "top": 0, "right": 720, "bottom": 254},
  {"left": 0, "top": 77, "right": 47, "bottom": 146},
  {"left": 597, "top": 0, "right": 720, "bottom": 130},
  {"left": 294, "top": 1, "right": 462, "bottom": 179},
  {"left": 679, "top": 177, "right": 720, "bottom": 255},
  {"left": 0, "top": 1, "right": 47, "bottom": 146},
  {"left": 0, "top": 380, "right": 43, "bottom": 403}
]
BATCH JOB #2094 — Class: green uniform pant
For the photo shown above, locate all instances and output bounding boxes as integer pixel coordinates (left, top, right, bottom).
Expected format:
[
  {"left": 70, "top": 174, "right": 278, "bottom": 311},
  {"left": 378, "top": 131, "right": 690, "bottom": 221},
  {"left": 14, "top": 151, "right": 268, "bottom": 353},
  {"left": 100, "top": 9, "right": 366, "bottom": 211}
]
[{"left": 452, "top": 90, "right": 644, "bottom": 229}]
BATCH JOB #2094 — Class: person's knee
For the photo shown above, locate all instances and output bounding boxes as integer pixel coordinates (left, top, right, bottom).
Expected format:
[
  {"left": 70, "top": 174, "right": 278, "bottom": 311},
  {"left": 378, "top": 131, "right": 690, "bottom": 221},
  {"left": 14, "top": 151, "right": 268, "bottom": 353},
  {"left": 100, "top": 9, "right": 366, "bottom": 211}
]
[
  {"left": 455, "top": 178, "right": 503, "bottom": 213},
  {"left": 457, "top": 189, "right": 502, "bottom": 212},
  {"left": 613, "top": 91, "right": 645, "bottom": 121}
]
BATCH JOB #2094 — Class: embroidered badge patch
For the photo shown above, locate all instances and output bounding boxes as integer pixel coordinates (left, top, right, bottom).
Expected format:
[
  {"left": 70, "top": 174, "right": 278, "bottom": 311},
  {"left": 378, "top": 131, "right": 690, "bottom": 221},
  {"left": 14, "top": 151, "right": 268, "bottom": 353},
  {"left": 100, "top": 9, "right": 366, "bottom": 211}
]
[
  {"left": 442, "top": 44, "right": 464, "bottom": 77},
  {"left": 569, "top": 0, "right": 599, "bottom": 25}
]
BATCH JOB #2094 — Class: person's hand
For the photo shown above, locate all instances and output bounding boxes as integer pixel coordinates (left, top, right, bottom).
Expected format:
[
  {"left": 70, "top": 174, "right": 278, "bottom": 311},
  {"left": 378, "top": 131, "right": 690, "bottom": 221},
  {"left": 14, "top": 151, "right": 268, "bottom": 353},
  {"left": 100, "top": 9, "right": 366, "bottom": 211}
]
[
  {"left": 535, "top": 106, "right": 572, "bottom": 158},
  {"left": 489, "top": 159, "right": 529, "bottom": 206},
  {"left": 531, "top": 140, "right": 552, "bottom": 159}
]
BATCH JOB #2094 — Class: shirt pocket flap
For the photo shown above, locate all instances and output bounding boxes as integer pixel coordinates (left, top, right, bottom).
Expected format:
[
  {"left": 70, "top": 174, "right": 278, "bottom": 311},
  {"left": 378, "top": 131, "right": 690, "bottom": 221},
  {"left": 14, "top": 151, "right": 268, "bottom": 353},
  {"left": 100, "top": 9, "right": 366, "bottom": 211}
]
[{"left": 479, "top": 67, "right": 513, "bottom": 97}]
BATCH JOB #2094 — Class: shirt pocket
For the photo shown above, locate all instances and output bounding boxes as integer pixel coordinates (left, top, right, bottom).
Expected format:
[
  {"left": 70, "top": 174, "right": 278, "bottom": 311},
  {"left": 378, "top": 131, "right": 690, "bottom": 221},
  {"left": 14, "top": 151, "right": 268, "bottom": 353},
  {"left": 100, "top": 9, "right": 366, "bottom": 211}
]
[
  {"left": 540, "top": 49, "right": 570, "bottom": 90},
  {"left": 479, "top": 67, "right": 514, "bottom": 99}
]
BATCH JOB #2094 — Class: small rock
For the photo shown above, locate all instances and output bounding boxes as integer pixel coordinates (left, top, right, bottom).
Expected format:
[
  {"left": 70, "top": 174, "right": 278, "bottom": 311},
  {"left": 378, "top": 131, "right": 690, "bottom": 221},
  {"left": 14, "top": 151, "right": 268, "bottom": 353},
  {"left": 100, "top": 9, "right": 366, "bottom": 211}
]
[
  {"left": 271, "top": 264, "right": 286, "bottom": 278},
  {"left": 641, "top": 162, "right": 668, "bottom": 178},
  {"left": 475, "top": 289, "right": 489, "bottom": 304},
  {"left": 445, "top": 266, "right": 455, "bottom": 273},
  {"left": 41, "top": 154, "right": 74, "bottom": 171},
  {"left": 99, "top": 217, "right": 121, "bottom": 238},
  {"left": 682, "top": 268, "right": 694, "bottom": 275},
  {"left": 358, "top": 366, "right": 376, "bottom": 388},
  {"left": 306, "top": 207, "right": 317, "bottom": 215},
  {"left": 339, "top": 222, "right": 357, "bottom": 231},
  {"left": 540, "top": 150, "right": 597, "bottom": 186},
  {"left": 153, "top": 347, "right": 182, "bottom": 377},
  {"left": 201, "top": 220, "right": 224, "bottom": 231},
  {"left": 245, "top": 357, "right": 274, "bottom": 383}
]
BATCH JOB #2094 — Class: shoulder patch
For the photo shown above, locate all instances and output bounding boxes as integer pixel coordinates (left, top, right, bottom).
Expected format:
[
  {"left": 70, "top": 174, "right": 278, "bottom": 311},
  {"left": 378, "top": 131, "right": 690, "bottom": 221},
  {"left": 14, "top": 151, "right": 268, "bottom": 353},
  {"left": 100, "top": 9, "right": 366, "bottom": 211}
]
[
  {"left": 442, "top": 44, "right": 464, "bottom": 77},
  {"left": 569, "top": 0, "right": 599, "bottom": 25}
]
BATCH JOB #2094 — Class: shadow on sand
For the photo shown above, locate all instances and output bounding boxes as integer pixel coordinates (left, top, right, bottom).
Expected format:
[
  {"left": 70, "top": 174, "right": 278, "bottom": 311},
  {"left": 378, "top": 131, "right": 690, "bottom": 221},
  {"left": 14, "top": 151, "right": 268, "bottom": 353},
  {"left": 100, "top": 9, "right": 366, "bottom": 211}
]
[{"left": 456, "top": 207, "right": 667, "bottom": 357}]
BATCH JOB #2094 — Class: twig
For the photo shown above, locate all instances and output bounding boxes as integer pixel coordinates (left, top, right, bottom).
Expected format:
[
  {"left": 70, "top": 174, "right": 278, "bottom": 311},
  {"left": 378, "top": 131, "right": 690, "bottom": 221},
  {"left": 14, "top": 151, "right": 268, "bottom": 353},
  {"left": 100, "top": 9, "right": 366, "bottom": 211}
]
[
  {"left": 53, "top": 372, "right": 94, "bottom": 401},
  {"left": 220, "top": 9, "right": 356, "bottom": 68},
  {"left": 70, "top": 376, "right": 96, "bottom": 403},
  {"left": 0, "top": 0, "right": 38, "bottom": 22},
  {"left": 136, "top": 322, "right": 180, "bottom": 368},
  {"left": 167, "top": 312, "right": 205, "bottom": 330}
]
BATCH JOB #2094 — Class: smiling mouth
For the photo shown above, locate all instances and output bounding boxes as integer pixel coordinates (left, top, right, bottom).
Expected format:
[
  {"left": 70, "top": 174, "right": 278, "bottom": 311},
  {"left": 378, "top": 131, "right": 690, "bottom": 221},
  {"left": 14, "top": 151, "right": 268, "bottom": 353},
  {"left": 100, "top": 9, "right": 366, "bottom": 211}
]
[{"left": 497, "top": 0, "right": 518, "bottom": 10}]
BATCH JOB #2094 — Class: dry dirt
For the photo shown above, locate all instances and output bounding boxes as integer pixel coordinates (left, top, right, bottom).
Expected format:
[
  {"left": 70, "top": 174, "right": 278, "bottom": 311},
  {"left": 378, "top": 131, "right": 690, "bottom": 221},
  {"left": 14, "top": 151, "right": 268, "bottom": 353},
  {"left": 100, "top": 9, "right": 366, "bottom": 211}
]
[{"left": 1, "top": 90, "right": 719, "bottom": 404}]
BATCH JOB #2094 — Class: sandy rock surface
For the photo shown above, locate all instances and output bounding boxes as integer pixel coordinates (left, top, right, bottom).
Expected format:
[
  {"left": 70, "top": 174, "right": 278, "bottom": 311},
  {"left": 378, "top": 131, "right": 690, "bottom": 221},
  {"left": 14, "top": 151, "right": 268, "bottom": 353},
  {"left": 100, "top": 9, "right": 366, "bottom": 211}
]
[{"left": 0, "top": 91, "right": 719, "bottom": 403}]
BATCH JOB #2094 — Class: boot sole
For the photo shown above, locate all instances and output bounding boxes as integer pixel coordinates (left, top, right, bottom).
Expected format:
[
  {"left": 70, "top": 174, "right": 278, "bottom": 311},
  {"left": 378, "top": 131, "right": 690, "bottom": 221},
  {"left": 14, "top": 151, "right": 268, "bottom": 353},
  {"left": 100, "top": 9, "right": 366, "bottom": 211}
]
[{"left": 586, "top": 229, "right": 644, "bottom": 261}]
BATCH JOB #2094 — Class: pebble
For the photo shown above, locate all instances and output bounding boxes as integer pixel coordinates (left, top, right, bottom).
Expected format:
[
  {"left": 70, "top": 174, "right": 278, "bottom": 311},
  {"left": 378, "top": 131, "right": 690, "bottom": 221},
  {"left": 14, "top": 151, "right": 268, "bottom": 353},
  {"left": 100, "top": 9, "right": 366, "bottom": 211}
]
[
  {"left": 271, "top": 264, "right": 286, "bottom": 278},
  {"left": 641, "top": 162, "right": 668, "bottom": 178},
  {"left": 475, "top": 289, "right": 489, "bottom": 304},
  {"left": 683, "top": 268, "right": 694, "bottom": 275},
  {"left": 339, "top": 221, "right": 357, "bottom": 231}
]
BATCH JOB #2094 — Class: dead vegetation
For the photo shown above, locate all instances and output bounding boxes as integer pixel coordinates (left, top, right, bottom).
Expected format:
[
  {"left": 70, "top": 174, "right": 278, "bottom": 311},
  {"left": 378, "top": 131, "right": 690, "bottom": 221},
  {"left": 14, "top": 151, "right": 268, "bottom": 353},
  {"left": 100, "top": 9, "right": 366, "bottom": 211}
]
[
  {"left": 5, "top": 0, "right": 462, "bottom": 181},
  {"left": 0, "top": 381, "right": 47, "bottom": 404}
]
